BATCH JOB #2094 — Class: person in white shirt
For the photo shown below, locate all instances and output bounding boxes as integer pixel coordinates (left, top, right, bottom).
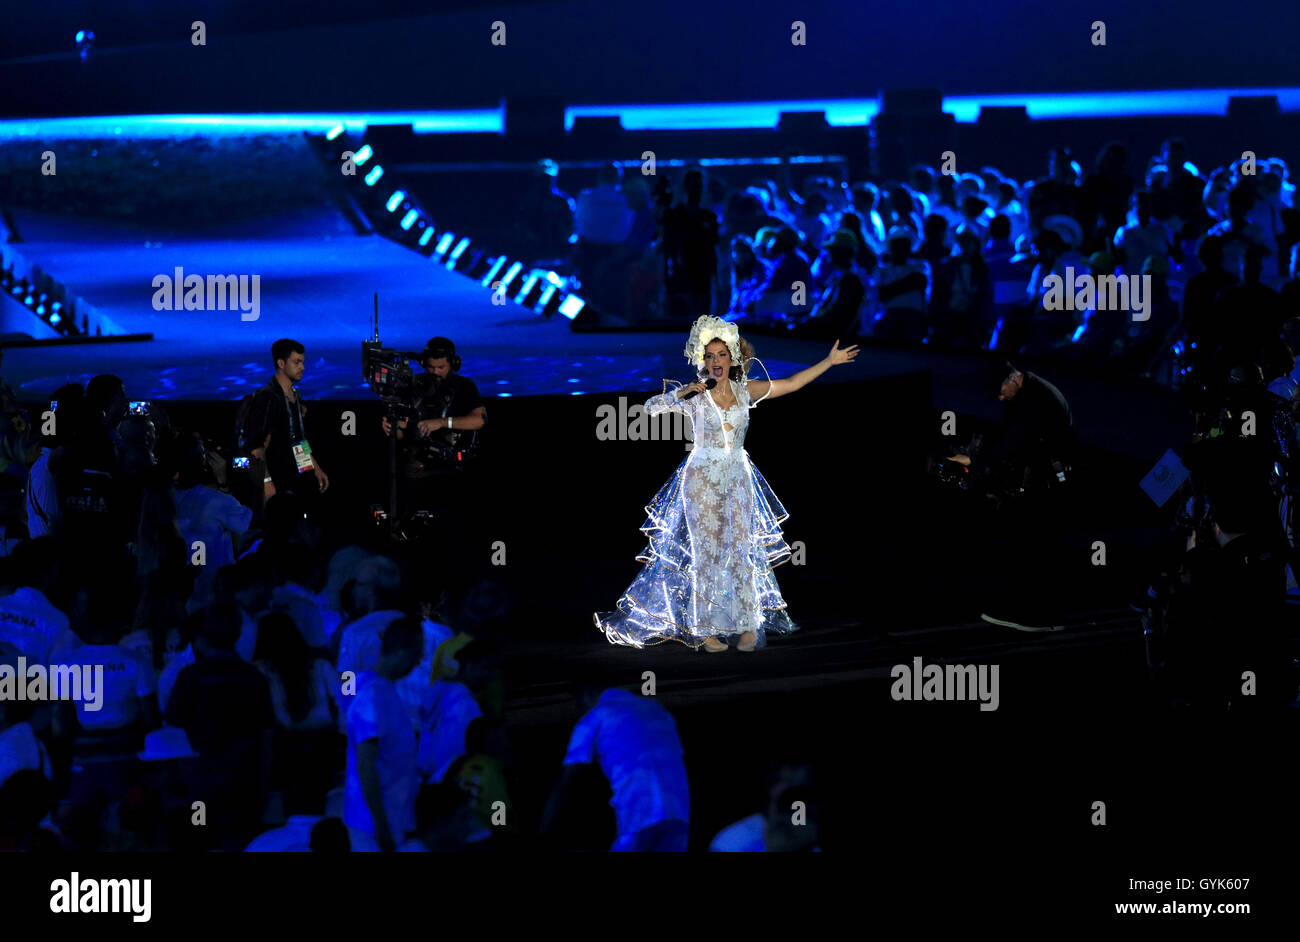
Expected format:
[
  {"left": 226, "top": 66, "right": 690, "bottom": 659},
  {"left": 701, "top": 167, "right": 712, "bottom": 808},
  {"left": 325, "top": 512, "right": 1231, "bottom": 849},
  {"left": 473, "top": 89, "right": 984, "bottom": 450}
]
[
  {"left": 0, "top": 542, "right": 77, "bottom": 665},
  {"left": 850, "top": 182, "right": 887, "bottom": 251},
  {"left": 1246, "top": 171, "right": 1287, "bottom": 285},
  {"left": 53, "top": 630, "right": 156, "bottom": 733},
  {"left": 874, "top": 227, "right": 932, "bottom": 343},
  {"left": 172, "top": 434, "right": 252, "bottom": 610},
  {"left": 1113, "top": 190, "right": 1173, "bottom": 272},
  {"left": 343, "top": 617, "right": 422, "bottom": 851},
  {"left": 575, "top": 163, "right": 633, "bottom": 245},
  {"left": 550, "top": 682, "right": 690, "bottom": 852},
  {"left": 0, "top": 646, "right": 52, "bottom": 789},
  {"left": 26, "top": 447, "right": 58, "bottom": 539},
  {"left": 417, "top": 678, "right": 481, "bottom": 784}
]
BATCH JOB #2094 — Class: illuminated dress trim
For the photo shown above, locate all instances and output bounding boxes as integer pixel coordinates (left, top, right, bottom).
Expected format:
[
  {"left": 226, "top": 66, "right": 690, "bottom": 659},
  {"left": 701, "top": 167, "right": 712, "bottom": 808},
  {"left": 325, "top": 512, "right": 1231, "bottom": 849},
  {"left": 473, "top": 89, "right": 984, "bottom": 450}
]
[{"left": 594, "top": 369, "right": 799, "bottom": 650}]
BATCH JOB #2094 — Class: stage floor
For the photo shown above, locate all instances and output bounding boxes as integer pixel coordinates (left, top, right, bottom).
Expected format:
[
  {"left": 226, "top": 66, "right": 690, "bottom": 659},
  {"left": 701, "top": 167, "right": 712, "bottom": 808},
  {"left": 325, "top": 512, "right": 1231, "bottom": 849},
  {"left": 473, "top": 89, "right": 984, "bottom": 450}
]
[{"left": 1, "top": 208, "right": 844, "bottom": 400}]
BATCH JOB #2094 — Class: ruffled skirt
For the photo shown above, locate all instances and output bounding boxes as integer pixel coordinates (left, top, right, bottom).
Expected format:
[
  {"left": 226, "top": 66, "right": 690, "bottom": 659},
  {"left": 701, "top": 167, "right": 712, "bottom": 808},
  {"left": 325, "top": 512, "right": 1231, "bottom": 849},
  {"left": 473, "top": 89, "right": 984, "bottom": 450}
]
[{"left": 595, "top": 450, "right": 799, "bottom": 649}]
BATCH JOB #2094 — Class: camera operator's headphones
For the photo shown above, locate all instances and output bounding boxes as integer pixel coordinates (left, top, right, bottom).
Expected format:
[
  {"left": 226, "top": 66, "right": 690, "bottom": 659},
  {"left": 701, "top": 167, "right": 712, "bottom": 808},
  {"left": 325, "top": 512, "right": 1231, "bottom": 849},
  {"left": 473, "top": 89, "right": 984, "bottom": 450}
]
[{"left": 422, "top": 337, "right": 461, "bottom": 373}]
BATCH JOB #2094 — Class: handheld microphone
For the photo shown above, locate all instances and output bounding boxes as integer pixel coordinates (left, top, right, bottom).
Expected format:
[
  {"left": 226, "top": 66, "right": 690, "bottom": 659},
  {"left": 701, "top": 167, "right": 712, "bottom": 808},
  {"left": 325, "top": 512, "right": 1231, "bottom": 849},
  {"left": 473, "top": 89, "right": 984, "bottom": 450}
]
[{"left": 682, "top": 377, "right": 717, "bottom": 400}]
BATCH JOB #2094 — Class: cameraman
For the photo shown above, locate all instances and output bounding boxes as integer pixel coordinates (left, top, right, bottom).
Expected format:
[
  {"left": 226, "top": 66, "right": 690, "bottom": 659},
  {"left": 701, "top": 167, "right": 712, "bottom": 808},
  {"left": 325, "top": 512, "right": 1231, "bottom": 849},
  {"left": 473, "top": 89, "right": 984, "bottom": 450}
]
[
  {"left": 246, "top": 339, "right": 330, "bottom": 508},
  {"left": 380, "top": 338, "right": 485, "bottom": 519},
  {"left": 949, "top": 359, "right": 1076, "bottom": 632}
]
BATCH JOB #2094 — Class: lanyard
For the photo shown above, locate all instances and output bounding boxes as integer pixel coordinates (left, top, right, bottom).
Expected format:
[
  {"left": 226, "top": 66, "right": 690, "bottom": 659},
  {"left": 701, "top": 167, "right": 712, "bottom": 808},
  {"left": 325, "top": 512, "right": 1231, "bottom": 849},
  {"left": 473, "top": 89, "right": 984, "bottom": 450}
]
[{"left": 282, "top": 387, "right": 303, "bottom": 442}]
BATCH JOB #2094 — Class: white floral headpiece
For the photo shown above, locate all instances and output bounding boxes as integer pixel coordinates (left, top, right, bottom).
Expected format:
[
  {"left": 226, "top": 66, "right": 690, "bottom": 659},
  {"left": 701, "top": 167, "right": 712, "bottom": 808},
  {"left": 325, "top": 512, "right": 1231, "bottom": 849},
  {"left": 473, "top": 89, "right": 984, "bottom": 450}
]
[{"left": 684, "top": 315, "right": 743, "bottom": 375}]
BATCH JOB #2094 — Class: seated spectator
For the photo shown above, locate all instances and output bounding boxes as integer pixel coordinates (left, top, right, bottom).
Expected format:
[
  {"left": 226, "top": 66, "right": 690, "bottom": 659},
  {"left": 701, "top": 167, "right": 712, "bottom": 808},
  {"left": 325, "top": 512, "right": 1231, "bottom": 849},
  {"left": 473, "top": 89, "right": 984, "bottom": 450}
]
[
  {"left": 164, "top": 599, "right": 275, "bottom": 849},
  {"left": 984, "top": 214, "right": 1016, "bottom": 265},
  {"left": 728, "top": 235, "right": 768, "bottom": 318},
  {"left": 268, "top": 549, "right": 329, "bottom": 649},
  {"left": 836, "top": 212, "right": 877, "bottom": 273},
  {"left": 873, "top": 227, "right": 931, "bottom": 343},
  {"left": 797, "top": 230, "right": 866, "bottom": 340},
  {"left": 170, "top": 433, "right": 251, "bottom": 610},
  {"left": 398, "top": 777, "right": 494, "bottom": 852},
  {"left": 245, "top": 814, "right": 379, "bottom": 852},
  {"left": 417, "top": 675, "right": 481, "bottom": 784},
  {"left": 1028, "top": 147, "right": 1083, "bottom": 233},
  {"left": 1114, "top": 191, "right": 1173, "bottom": 271},
  {"left": 155, "top": 609, "right": 202, "bottom": 714},
  {"left": 53, "top": 568, "right": 156, "bottom": 736},
  {"left": 1213, "top": 247, "right": 1284, "bottom": 367},
  {"left": 1207, "top": 185, "right": 1269, "bottom": 281},
  {"left": 0, "top": 769, "right": 58, "bottom": 852},
  {"left": 932, "top": 227, "right": 994, "bottom": 348},
  {"left": 993, "top": 181, "right": 1029, "bottom": 241},
  {"left": 931, "top": 174, "right": 965, "bottom": 232},
  {"left": 916, "top": 213, "right": 951, "bottom": 268},
  {"left": 0, "top": 645, "right": 52, "bottom": 789},
  {"left": 343, "top": 616, "right": 423, "bottom": 851},
  {"left": 793, "top": 191, "right": 833, "bottom": 255},
  {"left": 711, "top": 762, "right": 821, "bottom": 852},
  {"left": 959, "top": 194, "right": 992, "bottom": 241},
  {"left": 0, "top": 538, "right": 77, "bottom": 664},
  {"left": 254, "top": 612, "right": 337, "bottom": 733},
  {"left": 850, "top": 182, "right": 887, "bottom": 250},
  {"left": 754, "top": 227, "right": 813, "bottom": 321},
  {"left": 1246, "top": 169, "right": 1287, "bottom": 285},
  {"left": 546, "top": 671, "right": 690, "bottom": 852}
]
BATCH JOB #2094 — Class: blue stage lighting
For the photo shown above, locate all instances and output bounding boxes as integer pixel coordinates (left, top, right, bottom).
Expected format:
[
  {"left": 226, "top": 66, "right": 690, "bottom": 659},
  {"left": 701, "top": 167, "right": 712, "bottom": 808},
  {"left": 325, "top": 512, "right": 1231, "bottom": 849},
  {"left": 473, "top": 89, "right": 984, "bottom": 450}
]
[
  {"left": 326, "top": 124, "right": 345, "bottom": 141},
  {"left": 418, "top": 227, "right": 436, "bottom": 247},
  {"left": 364, "top": 166, "right": 384, "bottom": 186},
  {"left": 385, "top": 191, "right": 406, "bottom": 212},
  {"left": 535, "top": 282, "right": 558, "bottom": 312},
  {"left": 445, "top": 237, "right": 470, "bottom": 269},
  {"left": 480, "top": 256, "right": 507, "bottom": 287},
  {"left": 352, "top": 144, "right": 373, "bottom": 166},
  {"left": 559, "top": 294, "right": 586, "bottom": 320},
  {"left": 400, "top": 210, "right": 419, "bottom": 230},
  {"left": 433, "top": 233, "right": 455, "bottom": 259},
  {"left": 499, "top": 261, "right": 524, "bottom": 289},
  {"left": 514, "top": 272, "right": 541, "bottom": 305}
]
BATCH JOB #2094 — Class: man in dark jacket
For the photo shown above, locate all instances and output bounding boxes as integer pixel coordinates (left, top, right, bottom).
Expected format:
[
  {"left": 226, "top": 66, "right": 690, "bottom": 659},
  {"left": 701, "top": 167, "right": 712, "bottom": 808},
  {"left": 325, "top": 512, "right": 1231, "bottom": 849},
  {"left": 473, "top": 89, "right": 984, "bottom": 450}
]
[
  {"left": 245, "top": 339, "right": 330, "bottom": 508},
  {"left": 950, "top": 359, "right": 1077, "bottom": 631}
]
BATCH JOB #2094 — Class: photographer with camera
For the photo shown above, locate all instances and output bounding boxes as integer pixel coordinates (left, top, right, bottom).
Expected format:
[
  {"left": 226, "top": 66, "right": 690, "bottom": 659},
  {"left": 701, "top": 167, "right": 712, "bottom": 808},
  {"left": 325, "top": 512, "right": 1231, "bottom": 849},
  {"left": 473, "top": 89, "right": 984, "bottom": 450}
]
[
  {"left": 379, "top": 338, "right": 485, "bottom": 525},
  {"left": 244, "top": 339, "right": 330, "bottom": 511},
  {"left": 948, "top": 359, "right": 1077, "bottom": 632}
]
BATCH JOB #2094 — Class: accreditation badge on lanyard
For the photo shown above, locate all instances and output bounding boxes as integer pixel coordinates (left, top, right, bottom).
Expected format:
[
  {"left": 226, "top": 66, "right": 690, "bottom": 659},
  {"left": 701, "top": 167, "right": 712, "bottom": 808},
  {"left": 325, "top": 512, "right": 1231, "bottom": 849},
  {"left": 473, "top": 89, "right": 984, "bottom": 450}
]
[
  {"left": 292, "top": 440, "right": 315, "bottom": 473},
  {"left": 286, "top": 388, "right": 315, "bottom": 472}
]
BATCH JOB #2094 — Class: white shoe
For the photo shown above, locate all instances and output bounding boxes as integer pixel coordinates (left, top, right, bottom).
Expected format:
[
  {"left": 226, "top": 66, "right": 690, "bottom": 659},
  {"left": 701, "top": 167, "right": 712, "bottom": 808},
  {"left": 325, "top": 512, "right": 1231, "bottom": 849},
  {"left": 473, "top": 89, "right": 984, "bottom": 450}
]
[
  {"left": 702, "top": 637, "right": 728, "bottom": 653},
  {"left": 980, "top": 613, "right": 1064, "bottom": 632},
  {"left": 736, "top": 632, "right": 757, "bottom": 652}
]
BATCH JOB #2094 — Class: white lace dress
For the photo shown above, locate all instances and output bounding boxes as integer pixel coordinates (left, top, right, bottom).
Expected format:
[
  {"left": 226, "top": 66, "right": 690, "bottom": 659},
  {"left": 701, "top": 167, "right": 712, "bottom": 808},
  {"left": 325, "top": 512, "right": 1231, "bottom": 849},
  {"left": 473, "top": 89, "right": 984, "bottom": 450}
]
[{"left": 595, "top": 378, "right": 798, "bottom": 649}]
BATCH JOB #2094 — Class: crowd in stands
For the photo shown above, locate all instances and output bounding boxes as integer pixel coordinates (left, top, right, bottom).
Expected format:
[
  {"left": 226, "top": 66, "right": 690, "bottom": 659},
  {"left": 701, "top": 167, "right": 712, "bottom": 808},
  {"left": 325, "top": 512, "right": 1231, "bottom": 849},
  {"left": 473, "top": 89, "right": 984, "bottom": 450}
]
[{"left": 529, "top": 140, "right": 1300, "bottom": 388}]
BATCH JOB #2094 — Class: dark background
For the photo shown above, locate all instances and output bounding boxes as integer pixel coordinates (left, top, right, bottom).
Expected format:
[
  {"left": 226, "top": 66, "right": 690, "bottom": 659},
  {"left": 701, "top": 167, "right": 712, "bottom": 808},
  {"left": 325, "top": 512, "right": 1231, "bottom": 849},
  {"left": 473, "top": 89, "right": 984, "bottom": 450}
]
[{"left": 2, "top": 0, "right": 1297, "bottom": 116}]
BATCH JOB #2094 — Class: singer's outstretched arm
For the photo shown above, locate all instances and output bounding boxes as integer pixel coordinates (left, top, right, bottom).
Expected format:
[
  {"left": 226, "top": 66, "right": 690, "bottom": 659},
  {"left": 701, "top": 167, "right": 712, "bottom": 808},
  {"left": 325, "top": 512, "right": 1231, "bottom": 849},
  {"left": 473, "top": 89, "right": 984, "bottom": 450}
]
[{"left": 747, "top": 341, "right": 859, "bottom": 402}]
